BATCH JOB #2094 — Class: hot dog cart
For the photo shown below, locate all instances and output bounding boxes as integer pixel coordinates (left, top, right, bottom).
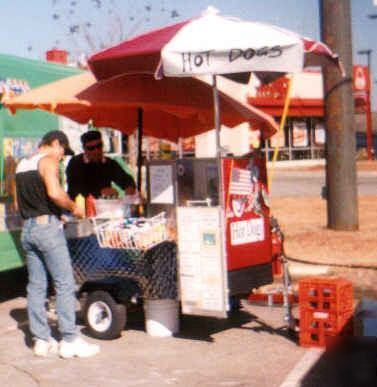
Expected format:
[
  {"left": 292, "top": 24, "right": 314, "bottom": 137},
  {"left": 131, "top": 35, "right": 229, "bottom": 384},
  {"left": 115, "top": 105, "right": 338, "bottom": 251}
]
[
  {"left": 63, "top": 147, "right": 282, "bottom": 339},
  {"left": 147, "top": 151, "right": 275, "bottom": 318}
]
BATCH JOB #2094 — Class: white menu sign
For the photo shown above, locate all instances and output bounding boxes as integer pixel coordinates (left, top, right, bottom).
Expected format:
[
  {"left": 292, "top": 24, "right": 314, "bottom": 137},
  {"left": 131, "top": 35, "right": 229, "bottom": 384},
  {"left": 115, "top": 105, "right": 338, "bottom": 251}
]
[
  {"left": 177, "top": 207, "right": 228, "bottom": 317},
  {"left": 149, "top": 165, "right": 174, "bottom": 204}
]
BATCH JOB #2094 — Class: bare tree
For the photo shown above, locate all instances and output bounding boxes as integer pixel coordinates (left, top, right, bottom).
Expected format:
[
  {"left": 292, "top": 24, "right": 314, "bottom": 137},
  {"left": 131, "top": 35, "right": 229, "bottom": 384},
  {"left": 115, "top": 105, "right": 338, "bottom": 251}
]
[{"left": 48, "top": 0, "right": 180, "bottom": 63}]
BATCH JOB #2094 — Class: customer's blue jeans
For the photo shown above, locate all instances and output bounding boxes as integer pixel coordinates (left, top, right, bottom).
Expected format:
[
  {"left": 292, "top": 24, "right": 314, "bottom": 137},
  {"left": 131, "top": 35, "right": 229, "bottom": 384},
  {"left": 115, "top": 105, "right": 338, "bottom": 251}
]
[{"left": 21, "top": 216, "right": 77, "bottom": 342}]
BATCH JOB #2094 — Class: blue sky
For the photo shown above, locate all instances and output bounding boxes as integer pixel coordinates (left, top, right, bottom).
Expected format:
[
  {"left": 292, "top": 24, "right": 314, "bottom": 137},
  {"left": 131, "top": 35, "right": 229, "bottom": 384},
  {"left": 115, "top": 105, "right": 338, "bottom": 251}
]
[{"left": 1, "top": 0, "right": 377, "bottom": 106}]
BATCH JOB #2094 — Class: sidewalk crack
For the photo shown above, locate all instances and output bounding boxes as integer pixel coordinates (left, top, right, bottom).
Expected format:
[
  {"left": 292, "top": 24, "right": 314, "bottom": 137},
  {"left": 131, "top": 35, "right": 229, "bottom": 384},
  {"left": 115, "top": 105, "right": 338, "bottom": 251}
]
[{"left": 0, "top": 359, "right": 40, "bottom": 386}]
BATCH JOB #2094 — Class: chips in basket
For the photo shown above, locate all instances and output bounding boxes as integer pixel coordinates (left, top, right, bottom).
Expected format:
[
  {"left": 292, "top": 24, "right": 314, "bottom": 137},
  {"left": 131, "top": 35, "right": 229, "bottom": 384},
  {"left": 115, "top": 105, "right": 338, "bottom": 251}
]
[{"left": 94, "top": 212, "right": 168, "bottom": 250}]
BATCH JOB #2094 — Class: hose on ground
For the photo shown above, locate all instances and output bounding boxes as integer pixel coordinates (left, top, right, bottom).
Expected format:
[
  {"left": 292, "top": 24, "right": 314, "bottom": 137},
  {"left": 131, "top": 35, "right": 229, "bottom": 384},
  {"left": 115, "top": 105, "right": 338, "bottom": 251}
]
[{"left": 286, "top": 255, "right": 377, "bottom": 271}]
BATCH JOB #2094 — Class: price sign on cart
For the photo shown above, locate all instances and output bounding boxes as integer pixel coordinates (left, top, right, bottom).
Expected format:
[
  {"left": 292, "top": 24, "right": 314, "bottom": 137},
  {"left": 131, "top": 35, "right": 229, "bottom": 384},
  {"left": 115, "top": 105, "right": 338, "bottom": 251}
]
[{"left": 230, "top": 218, "right": 265, "bottom": 246}]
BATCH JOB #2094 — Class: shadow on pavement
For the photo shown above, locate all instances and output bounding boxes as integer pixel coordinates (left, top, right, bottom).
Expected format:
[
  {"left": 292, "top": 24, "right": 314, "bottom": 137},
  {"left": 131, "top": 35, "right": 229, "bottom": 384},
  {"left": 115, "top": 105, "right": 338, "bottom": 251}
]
[
  {"left": 177, "top": 308, "right": 298, "bottom": 343},
  {"left": 300, "top": 338, "right": 377, "bottom": 387},
  {"left": 0, "top": 267, "right": 27, "bottom": 302},
  {"left": 9, "top": 307, "right": 33, "bottom": 348},
  {"left": 10, "top": 307, "right": 82, "bottom": 348},
  {"left": 8, "top": 301, "right": 298, "bottom": 346},
  {"left": 82, "top": 304, "right": 298, "bottom": 343}
]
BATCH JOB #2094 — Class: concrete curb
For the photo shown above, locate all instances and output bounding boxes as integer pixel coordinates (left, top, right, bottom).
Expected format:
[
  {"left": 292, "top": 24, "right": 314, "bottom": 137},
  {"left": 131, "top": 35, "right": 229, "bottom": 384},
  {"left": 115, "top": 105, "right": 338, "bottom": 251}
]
[
  {"left": 268, "top": 159, "right": 325, "bottom": 169},
  {"left": 268, "top": 159, "right": 377, "bottom": 175},
  {"left": 288, "top": 262, "right": 330, "bottom": 277}
]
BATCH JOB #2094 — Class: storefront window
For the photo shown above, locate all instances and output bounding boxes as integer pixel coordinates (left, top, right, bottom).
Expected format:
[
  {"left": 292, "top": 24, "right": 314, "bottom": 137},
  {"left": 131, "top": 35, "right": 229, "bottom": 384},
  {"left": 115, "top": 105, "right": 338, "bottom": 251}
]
[
  {"left": 292, "top": 120, "right": 308, "bottom": 147},
  {"left": 314, "top": 122, "right": 326, "bottom": 146}
]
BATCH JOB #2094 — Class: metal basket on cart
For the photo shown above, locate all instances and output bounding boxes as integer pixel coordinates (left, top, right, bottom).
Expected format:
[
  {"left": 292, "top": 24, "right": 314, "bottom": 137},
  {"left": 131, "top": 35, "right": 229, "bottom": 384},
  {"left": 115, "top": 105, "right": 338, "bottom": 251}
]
[{"left": 93, "top": 212, "right": 168, "bottom": 250}]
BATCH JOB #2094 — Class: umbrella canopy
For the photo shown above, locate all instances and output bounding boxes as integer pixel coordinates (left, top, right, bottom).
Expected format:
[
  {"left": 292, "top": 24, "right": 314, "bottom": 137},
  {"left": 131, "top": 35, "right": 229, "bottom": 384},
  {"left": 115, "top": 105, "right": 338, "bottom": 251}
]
[
  {"left": 89, "top": 7, "right": 342, "bottom": 81},
  {"left": 3, "top": 72, "right": 278, "bottom": 142}
]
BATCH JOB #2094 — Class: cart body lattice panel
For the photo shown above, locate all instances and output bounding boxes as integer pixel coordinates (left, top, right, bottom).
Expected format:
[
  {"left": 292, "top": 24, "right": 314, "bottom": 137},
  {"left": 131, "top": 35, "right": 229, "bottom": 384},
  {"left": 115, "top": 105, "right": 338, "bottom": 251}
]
[{"left": 67, "top": 235, "right": 177, "bottom": 299}]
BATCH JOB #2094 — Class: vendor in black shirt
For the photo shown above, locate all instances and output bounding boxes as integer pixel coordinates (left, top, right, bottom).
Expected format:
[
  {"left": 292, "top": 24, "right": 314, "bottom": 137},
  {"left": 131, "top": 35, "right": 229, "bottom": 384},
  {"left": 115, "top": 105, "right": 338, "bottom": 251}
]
[{"left": 66, "top": 131, "right": 136, "bottom": 199}]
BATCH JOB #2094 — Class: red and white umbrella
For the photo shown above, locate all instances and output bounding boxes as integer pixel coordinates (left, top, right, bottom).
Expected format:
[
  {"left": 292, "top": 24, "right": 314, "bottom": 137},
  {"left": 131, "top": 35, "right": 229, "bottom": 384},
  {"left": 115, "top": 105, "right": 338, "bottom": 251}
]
[
  {"left": 88, "top": 7, "right": 343, "bottom": 199},
  {"left": 89, "top": 7, "right": 343, "bottom": 81}
]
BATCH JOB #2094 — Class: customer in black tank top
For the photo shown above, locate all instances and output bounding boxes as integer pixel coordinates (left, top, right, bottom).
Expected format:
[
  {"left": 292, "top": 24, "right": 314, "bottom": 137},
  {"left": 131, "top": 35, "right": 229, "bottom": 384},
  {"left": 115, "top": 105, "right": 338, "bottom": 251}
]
[{"left": 15, "top": 130, "right": 100, "bottom": 359}]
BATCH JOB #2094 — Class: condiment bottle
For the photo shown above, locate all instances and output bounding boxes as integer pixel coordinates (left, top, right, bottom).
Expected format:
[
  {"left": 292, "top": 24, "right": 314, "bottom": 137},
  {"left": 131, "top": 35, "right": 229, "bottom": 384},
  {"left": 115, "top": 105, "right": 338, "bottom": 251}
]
[
  {"left": 86, "top": 194, "right": 96, "bottom": 217},
  {"left": 75, "top": 194, "right": 86, "bottom": 217}
]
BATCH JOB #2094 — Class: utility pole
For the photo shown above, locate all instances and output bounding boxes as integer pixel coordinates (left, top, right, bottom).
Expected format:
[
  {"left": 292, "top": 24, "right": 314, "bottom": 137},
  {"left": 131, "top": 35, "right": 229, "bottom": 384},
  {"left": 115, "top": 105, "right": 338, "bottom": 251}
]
[{"left": 320, "top": 0, "right": 359, "bottom": 230}]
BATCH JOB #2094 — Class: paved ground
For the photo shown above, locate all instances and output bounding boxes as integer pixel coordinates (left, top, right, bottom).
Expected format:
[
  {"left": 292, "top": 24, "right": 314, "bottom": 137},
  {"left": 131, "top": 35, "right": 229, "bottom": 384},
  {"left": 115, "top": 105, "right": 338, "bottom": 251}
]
[
  {"left": 0, "top": 293, "right": 375, "bottom": 387},
  {"left": 0, "top": 294, "right": 307, "bottom": 387}
]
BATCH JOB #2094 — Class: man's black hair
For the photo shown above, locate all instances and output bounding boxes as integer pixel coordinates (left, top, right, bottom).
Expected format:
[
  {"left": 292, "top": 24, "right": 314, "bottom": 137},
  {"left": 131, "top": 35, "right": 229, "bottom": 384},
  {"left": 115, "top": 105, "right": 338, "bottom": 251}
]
[{"left": 81, "top": 130, "right": 102, "bottom": 146}]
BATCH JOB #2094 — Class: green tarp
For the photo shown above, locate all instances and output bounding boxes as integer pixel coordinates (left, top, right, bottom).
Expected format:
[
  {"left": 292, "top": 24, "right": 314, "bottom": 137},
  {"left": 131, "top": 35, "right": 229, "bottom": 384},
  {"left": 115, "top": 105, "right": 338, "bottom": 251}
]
[{"left": 0, "top": 230, "right": 23, "bottom": 272}]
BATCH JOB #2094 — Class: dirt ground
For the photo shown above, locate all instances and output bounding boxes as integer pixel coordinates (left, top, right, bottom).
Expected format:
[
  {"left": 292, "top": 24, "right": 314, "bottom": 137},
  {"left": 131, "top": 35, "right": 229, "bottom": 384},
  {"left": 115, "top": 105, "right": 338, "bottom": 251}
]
[
  {"left": 269, "top": 161, "right": 377, "bottom": 298},
  {"left": 271, "top": 196, "right": 377, "bottom": 268}
]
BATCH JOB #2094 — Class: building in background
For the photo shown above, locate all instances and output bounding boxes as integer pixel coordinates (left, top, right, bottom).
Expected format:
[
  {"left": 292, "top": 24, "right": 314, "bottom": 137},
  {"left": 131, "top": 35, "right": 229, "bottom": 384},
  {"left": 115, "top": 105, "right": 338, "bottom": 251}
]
[
  {"left": 247, "top": 68, "right": 377, "bottom": 161},
  {"left": 189, "top": 68, "right": 377, "bottom": 161},
  {"left": 247, "top": 69, "right": 325, "bottom": 161}
]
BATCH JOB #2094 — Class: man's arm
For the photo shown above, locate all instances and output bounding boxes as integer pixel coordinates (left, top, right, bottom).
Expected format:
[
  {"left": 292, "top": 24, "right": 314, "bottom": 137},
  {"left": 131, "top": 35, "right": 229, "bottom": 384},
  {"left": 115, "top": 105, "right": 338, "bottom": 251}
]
[
  {"left": 66, "top": 157, "right": 80, "bottom": 199},
  {"left": 109, "top": 159, "right": 136, "bottom": 194},
  {"left": 39, "top": 156, "right": 84, "bottom": 218}
]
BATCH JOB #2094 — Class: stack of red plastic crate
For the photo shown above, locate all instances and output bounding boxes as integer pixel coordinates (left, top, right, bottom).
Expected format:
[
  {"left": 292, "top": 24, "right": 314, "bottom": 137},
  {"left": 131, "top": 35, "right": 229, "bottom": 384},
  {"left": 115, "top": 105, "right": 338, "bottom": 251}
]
[{"left": 299, "top": 277, "right": 354, "bottom": 348}]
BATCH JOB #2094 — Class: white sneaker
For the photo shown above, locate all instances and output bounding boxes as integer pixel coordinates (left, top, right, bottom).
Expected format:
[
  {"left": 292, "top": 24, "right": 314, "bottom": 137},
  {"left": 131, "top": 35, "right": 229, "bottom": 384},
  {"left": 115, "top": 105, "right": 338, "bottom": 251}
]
[
  {"left": 59, "top": 337, "right": 100, "bottom": 359},
  {"left": 33, "top": 337, "right": 59, "bottom": 357}
]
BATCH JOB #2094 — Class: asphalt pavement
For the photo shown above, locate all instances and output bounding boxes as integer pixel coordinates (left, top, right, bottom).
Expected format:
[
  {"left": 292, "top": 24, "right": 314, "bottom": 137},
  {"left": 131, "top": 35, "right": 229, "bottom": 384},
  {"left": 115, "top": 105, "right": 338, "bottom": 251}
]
[
  {"left": 269, "top": 169, "right": 377, "bottom": 197},
  {"left": 0, "top": 291, "right": 308, "bottom": 387}
]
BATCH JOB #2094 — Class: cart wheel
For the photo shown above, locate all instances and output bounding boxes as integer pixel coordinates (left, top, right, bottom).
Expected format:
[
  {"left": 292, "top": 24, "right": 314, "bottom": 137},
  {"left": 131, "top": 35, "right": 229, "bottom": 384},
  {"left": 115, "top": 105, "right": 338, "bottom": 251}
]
[{"left": 84, "top": 290, "right": 126, "bottom": 340}]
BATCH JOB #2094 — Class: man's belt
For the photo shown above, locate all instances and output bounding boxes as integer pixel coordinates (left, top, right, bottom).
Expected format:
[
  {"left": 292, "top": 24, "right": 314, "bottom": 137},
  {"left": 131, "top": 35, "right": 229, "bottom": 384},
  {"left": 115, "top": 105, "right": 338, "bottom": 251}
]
[{"left": 29, "top": 214, "right": 57, "bottom": 225}]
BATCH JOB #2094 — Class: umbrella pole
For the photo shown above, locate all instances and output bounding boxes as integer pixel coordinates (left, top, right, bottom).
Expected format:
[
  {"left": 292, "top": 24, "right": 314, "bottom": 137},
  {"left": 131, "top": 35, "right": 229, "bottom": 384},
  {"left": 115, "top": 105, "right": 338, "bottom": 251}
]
[
  {"left": 213, "top": 76, "right": 221, "bottom": 154},
  {"left": 178, "top": 137, "right": 183, "bottom": 158},
  {"left": 212, "top": 74, "right": 229, "bottom": 312},
  {"left": 212, "top": 75, "right": 223, "bottom": 207},
  {"left": 137, "top": 107, "right": 143, "bottom": 192}
]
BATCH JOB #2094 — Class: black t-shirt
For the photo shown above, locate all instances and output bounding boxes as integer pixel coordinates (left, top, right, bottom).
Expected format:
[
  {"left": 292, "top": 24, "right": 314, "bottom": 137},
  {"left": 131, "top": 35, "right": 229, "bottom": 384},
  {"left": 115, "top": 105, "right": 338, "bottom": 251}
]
[
  {"left": 15, "top": 153, "right": 62, "bottom": 219},
  {"left": 66, "top": 154, "right": 136, "bottom": 199}
]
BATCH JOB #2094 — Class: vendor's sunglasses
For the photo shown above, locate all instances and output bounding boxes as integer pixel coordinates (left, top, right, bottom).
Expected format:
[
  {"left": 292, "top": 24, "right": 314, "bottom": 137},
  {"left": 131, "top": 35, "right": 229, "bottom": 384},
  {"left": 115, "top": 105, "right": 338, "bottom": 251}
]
[{"left": 85, "top": 142, "right": 103, "bottom": 151}]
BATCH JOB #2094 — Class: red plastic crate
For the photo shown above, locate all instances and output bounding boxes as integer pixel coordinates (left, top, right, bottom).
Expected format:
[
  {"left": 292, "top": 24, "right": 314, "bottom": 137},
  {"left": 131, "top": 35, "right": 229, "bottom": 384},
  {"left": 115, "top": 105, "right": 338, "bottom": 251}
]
[
  {"left": 299, "top": 277, "right": 354, "bottom": 314},
  {"left": 300, "top": 308, "right": 353, "bottom": 334},
  {"left": 298, "top": 277, "right": 354, "bottom": 348},
  {"left": 299, "top": 310, "right": 354, "bottom": 348},
  {"left": 299, "top": 326, "right": 353, "bottom": 348}
]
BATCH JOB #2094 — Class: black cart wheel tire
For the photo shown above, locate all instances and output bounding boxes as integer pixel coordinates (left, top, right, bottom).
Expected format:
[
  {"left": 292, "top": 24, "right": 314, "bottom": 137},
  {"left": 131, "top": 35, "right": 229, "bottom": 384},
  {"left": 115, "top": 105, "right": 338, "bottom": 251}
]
[{"left": 83, "top": 290, "right": 126, "bottom": 340}]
